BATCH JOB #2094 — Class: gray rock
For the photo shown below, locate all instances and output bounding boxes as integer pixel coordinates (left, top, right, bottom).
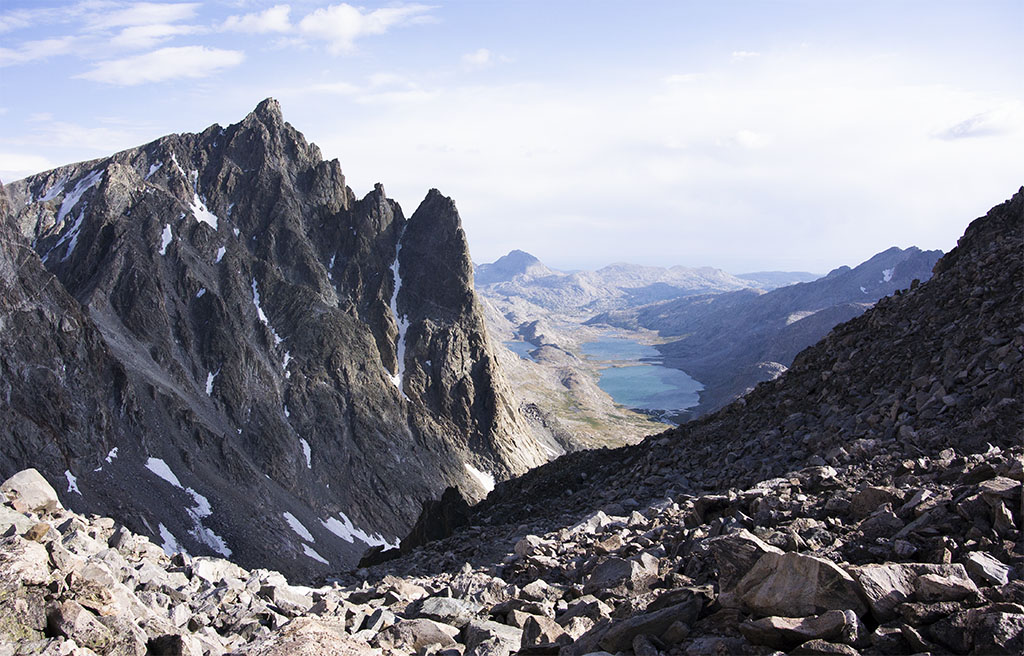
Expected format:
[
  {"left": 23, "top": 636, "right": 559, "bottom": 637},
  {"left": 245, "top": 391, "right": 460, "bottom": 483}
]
[
  {"left": 417, "top": 596, "right": 483, "bottom": 628},
  {"left": 374, "top": 618, "right": 459, "bottom": 651},
  {"left": 738, "top": 610, "right": 855, "bottom": 648},
  {"left": 707, "top": 528, "right": 784, "bottom": 593},
  {"left": 598, "top": 600, "right": 702, "bottom": 653},
  {"left": 1, "top": 469, "right": 61, "bottom": 514},
  {"left": 462, "top": 618, "right": 523, "bottom": 653},
  {"left": 848, "top": 562, "right": 969, "bottom": 622},
  {"left": 520, "top": 614, "right": 567, "bottom": 648},
  {"left": 964, "top": 551, "right": 1012, "bottom": 586},
  {"left": 583, "top": 557, "right": 654, "bottom": 596},
  {"left": 734, "top": 552, "right": 867, "bottom": 618},
  {"left": 914, "top": 569, "right": 979, "bottom": 602}
]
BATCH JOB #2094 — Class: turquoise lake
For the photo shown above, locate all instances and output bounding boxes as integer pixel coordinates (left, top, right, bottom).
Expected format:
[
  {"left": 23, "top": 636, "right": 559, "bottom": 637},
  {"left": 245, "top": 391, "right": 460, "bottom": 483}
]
[{"left": 581, "top": 336, "right": 703, "bottom": 421}]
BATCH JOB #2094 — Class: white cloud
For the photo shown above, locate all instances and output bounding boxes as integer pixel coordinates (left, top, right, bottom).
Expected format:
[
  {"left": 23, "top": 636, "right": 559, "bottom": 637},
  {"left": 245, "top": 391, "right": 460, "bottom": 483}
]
[
  {"left": 0, "top": 37, "right": 76, "bottom": 66},
  {"left": 111, "top": 23, "right": 201, "bottom": 49},
  {"left": 0, "top": 152, "right": 58, "bottom": 182},
  {"left": 222, "top": 4, "right": 292, "bottom": 33},
  {"left": 462, "top": 48, "right": 491, "bottom": 69},
  {"left": 87, "top": 2, "right": 200, "bottom": 30},
  {"left": 936, "top": 107, "right": 1021, "bottom": 140},
  {"left": 732, "top": 50, "right": 761, "bottom": 59},
  {"left": 297, "top": 3, "right": 434, "bottom": 54},
  {"left": 76, "top": 46, "right": 245, "bottom": 85}
]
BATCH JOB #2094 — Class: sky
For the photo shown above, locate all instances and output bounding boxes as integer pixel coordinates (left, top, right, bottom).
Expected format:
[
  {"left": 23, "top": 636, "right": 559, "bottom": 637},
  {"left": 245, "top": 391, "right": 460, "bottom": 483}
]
[{"left": 1, "top": 1, "right": 1021, "bottom": 273}]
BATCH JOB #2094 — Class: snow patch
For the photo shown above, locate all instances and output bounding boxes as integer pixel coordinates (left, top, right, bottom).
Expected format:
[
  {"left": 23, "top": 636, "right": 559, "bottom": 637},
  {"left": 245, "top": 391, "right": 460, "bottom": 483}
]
[
  {"left": 388, "top": 239, "right": 409, "bottom": 396},
  {"left": 215, "top": 246, "right": 226, "bottom": 263},
  {"left": 53, "top": 210, "right": 87, "bottom": 262},
  {"left": 251, "top": 278, "right": 283, "bottom": 344},
  {"left": 146, "top": 458, "right": 182, "bottom": 488},
  {"left": 65, "top": 470, "right": 81, "bottom": 495},
  {"left": 321, "top": 512, "right": 399, "bottom": 549},
  {"left": 145, "top": 161, "right": 163, "bottom": 180},
  {"left": 158, "top": 523, "right": 184, "bottom": 556},
  {"left": 159, "top": 224, "right": 173, "bottom": 255},
  {"left": 299, "top": 438, "right": 311, "bottom": 468},
  {"left": 146, "top": 457, "right": 230, "bottom": 556},
  {"left": 57, "top": 170, "right": 102, "bottom": 224},
  {"left": 196, "top": 288, "right": 206, "bottom": 298},
  {"left": 465, "top": 463, "right": 495, "bottom": 493},
  {"left": 283, "top": 512, "right": 315, "bottom": 542},
  {"left": 785, "top": 310, "right": 818, "bottom": 326},
  {"left": 170, "top": 153, "right": 186, "bottom": 179},
  {"left": 303, "top": 544, "right": 329, "bottom": 565},
  {"left": 205, "top": 371, "right": 217, "bottom": 395},
  {"left": 882, "top": 268, "right": 894, "bottom": 283},
  {"left": 233, "top": 227, "right": 239, "bottom": 237},
  {"left": 105, "top": 447, "right": 118, "bottom": 463},
  {"left": 860, "top": 286, "right": 868, "bottom": 294},
  {"left": 187, "top": 488, "right": 212, "bottom": 518},
  {"left": 284, "top": 405, "right": 290, "bottom": 418},
  {"left": 37, "top": 176, "right": 67, "bottom": 202}
]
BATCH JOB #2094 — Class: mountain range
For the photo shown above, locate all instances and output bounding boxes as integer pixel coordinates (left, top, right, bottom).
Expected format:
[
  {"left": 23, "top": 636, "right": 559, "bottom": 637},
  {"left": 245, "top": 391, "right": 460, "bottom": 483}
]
[
  {"left": 0, "top": 99, "right": 555, "bottom": 579},
  {"left": 0, "top": 182, "right": 1018, "bottom": 653}
]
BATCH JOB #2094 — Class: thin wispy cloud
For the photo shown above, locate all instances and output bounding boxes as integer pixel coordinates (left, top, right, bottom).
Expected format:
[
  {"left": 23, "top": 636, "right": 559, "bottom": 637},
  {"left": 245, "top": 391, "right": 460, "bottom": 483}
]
[
  {"left": 937, "top": 112, "right": 1009, "bottom": 140},
  {"left": 0, "top": 37, "right": 76, "bottom": 66},
  {"left": 462, "top": 48, "right": 492, "bottom": 69},
  {"left": 222, "top": 4, "right": 292, "bottom": 34},
  {"left": 76, "top": 46, "right": 245, "bottom": 85},
  {"left": 297, "top": 3, "right": 435, "bottom": 54},
  {"left": 110, "top": 23, "right": 202, "bottom": 50},
  {"left": 86, "top": 2, "right": 200, "bottom": 30},
  {"left": 732, "top": 50, "right": 760, "bottom": 60}
]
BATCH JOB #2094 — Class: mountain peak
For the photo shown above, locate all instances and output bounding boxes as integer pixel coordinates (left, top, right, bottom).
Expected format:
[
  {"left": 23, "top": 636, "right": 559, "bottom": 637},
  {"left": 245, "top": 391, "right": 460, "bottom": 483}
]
[{"left": 252, "top": 97, "right": 284, "bottom": 125}]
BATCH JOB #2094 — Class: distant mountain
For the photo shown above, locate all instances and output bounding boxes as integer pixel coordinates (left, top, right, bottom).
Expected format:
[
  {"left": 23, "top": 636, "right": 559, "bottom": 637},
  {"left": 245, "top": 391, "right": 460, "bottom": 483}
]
[
  {"left": 590, "top": 245, "right": 942, "bottom": 415},
  {"left": 476, "top": 252, "right": 753, "bottom": 314},
  {"left": 737, "top": 270, "right": 820, "bottom": 289},
  {"left": 475, "top": 249, "right": 558, "bottom": 285},
  {"left": 0, "top": 99, "right": 552, "bottom": 579}
]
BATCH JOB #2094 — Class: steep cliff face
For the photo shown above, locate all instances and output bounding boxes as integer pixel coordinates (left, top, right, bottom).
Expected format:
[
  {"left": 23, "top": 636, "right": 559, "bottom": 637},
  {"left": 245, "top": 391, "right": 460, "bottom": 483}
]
[{"left": 1, "top": 99, "right": 548, "bottom": 579}]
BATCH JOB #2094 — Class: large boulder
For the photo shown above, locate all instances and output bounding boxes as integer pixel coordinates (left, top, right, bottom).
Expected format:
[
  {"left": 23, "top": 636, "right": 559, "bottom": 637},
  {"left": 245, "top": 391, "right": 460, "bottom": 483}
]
[
  {"left": 1, "top": 469, "right": 62, "bottom": 514},
  {"left": 734, "top": 552, "right": 867, "bottom": 618}
]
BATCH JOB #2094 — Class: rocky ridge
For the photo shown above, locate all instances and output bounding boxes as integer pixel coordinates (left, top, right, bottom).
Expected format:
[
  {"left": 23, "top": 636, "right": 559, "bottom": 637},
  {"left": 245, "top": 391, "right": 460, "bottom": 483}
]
[{"left": 0, "top": 99, "right": 552, "bottom": 580}]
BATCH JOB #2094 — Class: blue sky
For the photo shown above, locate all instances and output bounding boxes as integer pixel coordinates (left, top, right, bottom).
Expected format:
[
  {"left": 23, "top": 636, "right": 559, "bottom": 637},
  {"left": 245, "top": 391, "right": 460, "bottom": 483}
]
[{"left": 1, "top": 1, "right": 1021, "bottom": 273}]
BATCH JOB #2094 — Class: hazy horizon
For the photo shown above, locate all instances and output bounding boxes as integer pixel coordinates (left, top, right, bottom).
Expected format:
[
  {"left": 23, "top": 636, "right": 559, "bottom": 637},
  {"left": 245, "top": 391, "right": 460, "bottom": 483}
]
[{"left": 1, "top": 1, "right": 1020, "bottom": 273}]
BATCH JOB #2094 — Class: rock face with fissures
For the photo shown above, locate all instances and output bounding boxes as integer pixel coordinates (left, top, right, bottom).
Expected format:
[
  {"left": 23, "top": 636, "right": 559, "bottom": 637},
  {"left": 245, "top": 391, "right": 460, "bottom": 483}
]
[{"left": 0, "top": 98, "right": 551, "bottom": 580}]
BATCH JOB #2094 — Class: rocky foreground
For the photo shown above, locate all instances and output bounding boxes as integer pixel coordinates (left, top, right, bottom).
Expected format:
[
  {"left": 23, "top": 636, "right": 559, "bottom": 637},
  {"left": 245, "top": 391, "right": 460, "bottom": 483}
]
[{"left": 1, "top": 440, "right": 1021, "bottom": 655}]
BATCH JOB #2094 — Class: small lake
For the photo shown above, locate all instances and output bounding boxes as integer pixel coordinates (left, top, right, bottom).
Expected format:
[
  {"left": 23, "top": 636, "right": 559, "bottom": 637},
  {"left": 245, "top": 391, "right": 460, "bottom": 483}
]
[
  {"left": 581, "top": 336, "right": 703, "bottom": 423},
  {"left": 504, "top": 340, "right": 536, "bottom": 360}
]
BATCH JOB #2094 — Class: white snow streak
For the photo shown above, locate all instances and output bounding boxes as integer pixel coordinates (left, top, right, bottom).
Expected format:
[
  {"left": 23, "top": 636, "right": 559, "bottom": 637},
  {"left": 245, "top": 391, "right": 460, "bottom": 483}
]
[
  {"left": 189, "top": 171, "right": 219, "bottom": 230},
  {"left": 465, "top": 463, "right": 495, "bottom": 493},
  {"left": 205, "top": 371, "right": 216, "bottom": 395},
  {"left": 196, "top": 288, "right": 206, "bottom": 298},
  {"left": 215, "top": 246, "right": 226, "bottom": 263},
  {"left": 37, "top": 176, "right": 67, "bottom": 202},
  {"left": 283, "top": 512, "right": 315, "bottom": 542},
  {"left": 388, "top": 239, "right": 409, "bottom": 396},
  {"left": 57, "top": 170, "right": 102, "bottom": 224},
  {"left": 303, "top": 544, "right": 329, "bottom": 564},
  {"left": 321, "top": 512, "right": 399, "bottom": 549},
  {"left": 882, "top": 268, "right": 894, "bottom": 283},
  {"left": 252, "top": 279, "right": 283, "bottom": 345},
  {"left": 159, "top": 224, "right": 173, "bottom": 255},
  {"left": 158, "top": 523, "right": 184, "bottom": 556},
  {"left": 860, "top": 286, "right": 868, "bottom": 294},
  {"left": 64, "top": 470, "right": 81, "bottom": 495},
  {"left": 146, "top": 458, "right": 182, "bottom": 488},
  {"left": 145, "top": 161, "right": 163, "bottom": 180},
  {"left": 56, "top": 210, "right": 87, "bottom": 261},
  {"left": 105, "top": 447, "right": 118, "bottom": 463},
  {"left": 145, "top": 457, "right": 230, "bottom": 557},
  {"left": 299, "top": 438, "right": 311, "bottom": 468}
]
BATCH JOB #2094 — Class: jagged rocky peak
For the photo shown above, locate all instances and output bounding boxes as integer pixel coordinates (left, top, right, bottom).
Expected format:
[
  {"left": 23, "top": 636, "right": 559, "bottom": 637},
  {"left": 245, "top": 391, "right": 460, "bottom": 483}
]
[{"left": 0, "top": 99, "right": 551, "bottom": 580}]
